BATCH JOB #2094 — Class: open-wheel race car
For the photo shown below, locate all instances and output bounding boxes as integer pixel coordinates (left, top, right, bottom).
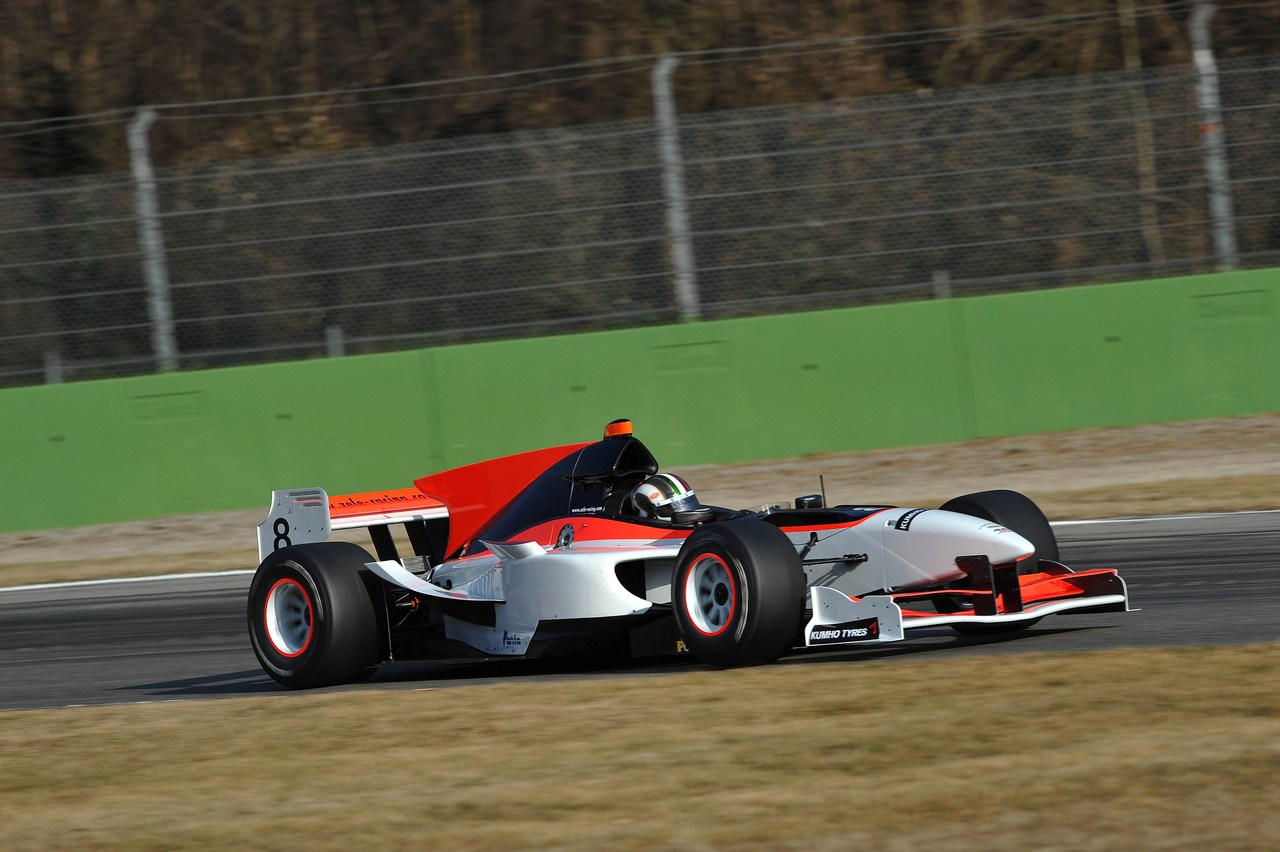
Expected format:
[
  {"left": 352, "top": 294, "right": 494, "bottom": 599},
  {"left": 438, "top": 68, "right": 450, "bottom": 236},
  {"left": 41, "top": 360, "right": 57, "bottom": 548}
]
[{"left": 248, "top": 419, "right": 1130, "bottom": 688}]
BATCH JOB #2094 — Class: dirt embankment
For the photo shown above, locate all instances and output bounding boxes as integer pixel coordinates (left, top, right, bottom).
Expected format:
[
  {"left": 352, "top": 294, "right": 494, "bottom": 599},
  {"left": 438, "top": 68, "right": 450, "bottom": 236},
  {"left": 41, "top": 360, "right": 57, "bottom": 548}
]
[
  {"left": 2, "top": 414, "right": 1278, "bottom": 586},
  {"left": 685, "top": 413, "right": 1280, "bottom": 518}
]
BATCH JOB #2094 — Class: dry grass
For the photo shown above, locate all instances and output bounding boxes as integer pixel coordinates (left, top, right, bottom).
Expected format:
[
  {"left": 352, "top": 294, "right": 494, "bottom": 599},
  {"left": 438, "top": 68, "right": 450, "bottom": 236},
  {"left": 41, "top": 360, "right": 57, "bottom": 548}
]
[{"left": 2, "top": 645, "right": 1277, "bottom": 850}]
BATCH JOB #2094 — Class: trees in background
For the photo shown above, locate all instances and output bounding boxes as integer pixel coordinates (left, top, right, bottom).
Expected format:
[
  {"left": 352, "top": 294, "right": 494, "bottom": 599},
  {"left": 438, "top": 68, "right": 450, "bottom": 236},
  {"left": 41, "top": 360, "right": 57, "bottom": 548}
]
[{"left": 2, "top": 1, "right": 1277, "bottom": 177}]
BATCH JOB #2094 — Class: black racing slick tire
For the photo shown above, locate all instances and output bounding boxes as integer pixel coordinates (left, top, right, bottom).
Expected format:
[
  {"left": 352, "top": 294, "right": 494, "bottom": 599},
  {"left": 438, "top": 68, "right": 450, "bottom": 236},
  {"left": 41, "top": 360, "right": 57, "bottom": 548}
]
[
  {"left": 937, "top": 489, "right": 1055, "bottom": 635},
  {"left": 247, "top": 542, "right": 380, "bottom": 688},
  {"left": 672, "top": 519, "right": 805, "bottom": 667}
]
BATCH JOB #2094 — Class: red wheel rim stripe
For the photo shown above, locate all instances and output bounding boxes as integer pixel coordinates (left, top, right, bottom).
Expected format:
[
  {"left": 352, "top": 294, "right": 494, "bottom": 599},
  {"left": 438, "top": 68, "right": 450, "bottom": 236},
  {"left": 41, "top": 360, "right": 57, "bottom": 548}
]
[
  {"left": 264, "top": 577, "right": 313, "bottom": 657},
  {"left": 684, "top": 552, "right": 736, "bottom": 637}
]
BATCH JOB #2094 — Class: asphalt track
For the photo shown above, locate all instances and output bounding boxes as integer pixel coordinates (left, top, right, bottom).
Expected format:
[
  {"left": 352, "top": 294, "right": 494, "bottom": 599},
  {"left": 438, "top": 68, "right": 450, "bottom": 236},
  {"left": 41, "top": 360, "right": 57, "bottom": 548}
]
[{"left": 1, "top": 513, "right": 1276, "bottom": 711}]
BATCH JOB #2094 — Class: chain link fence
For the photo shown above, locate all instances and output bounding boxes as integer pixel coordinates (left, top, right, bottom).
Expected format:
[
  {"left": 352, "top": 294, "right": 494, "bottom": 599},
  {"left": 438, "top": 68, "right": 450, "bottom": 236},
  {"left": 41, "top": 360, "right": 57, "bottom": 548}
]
[{"left": 1, "top": 53, "right": 1277, "bottom": 387}]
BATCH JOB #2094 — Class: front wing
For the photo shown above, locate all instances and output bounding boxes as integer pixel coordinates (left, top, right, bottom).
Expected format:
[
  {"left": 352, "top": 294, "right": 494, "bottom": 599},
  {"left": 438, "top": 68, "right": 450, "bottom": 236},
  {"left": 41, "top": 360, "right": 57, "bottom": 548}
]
[{"left": 803, "top": 559, "right": 1131, "bottom": 648}]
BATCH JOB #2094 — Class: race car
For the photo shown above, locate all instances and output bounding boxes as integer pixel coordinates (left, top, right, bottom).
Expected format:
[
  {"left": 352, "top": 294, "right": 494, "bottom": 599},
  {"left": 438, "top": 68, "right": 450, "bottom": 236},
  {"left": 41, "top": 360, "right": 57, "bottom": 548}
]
[{"left": 247, "top": 419, "right": 1130, "bottom": 688}]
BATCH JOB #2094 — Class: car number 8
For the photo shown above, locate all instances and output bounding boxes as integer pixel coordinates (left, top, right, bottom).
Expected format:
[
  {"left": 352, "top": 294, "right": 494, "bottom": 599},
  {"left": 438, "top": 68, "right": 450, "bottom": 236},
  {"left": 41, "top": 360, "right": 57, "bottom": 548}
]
[{"left": 273, "top": 518, "right": 292, "bottom": 550}]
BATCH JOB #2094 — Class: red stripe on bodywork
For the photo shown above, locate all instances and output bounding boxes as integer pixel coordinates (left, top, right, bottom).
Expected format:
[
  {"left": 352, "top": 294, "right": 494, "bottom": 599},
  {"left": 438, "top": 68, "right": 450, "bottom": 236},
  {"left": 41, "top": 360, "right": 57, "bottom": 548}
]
[{"left": 506, "top": 516, "right": 691, "bottom": 549}]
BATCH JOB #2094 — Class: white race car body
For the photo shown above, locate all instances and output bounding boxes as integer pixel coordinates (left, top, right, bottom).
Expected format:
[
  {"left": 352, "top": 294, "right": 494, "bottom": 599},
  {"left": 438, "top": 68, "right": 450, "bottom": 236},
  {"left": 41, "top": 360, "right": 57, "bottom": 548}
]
[{"left": 247, "top": 422, "right": 1130, "bottom": 688}]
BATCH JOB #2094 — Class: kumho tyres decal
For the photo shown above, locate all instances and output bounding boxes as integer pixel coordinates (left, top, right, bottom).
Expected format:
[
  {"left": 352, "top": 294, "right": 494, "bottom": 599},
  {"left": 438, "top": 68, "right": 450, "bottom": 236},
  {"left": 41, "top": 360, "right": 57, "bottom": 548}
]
[{"left": 808, "top": 617, "right": 880, "bottom": 645}]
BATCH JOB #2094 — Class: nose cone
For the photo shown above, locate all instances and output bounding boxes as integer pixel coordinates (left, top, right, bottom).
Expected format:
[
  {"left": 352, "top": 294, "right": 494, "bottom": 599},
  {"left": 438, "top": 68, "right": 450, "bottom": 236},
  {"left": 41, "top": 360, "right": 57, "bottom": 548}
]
[
  {"left": 985, "top": 525, "right": 1035, "bottom": 564},
  {"left": 881, "top": 508, "right": 1036, "bottom": 589},
  {"left": 916, "top": 511, "right": 1034, "bottom": 562}
]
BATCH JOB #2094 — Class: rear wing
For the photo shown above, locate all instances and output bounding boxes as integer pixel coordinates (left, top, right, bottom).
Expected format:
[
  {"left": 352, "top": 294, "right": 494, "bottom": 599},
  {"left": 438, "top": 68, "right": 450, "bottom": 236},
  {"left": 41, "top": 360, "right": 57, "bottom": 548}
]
[{"left": 257, "top": 487, "right": 449, "bottom": 564}]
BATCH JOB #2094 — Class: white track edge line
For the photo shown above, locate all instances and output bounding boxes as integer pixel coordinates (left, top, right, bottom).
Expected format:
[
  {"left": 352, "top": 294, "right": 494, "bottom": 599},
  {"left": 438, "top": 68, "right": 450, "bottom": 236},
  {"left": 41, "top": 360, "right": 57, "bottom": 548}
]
[
  {"left": 3, "top": 569, "right": 255, "bottom": 593},
  {"left": 1051, "top": 509, "right": 1280, "bottom": 526}
]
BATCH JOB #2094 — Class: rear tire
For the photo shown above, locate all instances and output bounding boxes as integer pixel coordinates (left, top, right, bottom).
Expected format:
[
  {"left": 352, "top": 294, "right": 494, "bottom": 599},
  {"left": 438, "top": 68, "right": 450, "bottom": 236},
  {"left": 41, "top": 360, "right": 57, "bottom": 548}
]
[
  {"left": 672, "top": 519, "right": 805, "bottom": 667},
  {"left": 936, "top": 489, "right": 1056, "bottom": 635},
  {"left": 248, "top": 542, "right": 380, "bottom": 688}
]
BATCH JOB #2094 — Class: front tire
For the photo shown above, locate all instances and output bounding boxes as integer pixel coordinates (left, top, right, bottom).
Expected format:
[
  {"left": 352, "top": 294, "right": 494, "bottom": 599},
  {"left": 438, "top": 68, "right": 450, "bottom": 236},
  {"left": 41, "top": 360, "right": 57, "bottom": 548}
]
[
  {"left": 248, "top": 542, "right": 380, "bottom": 688},
  {"left": 672, "top": 520, "right": 805, "bottom": 667}
]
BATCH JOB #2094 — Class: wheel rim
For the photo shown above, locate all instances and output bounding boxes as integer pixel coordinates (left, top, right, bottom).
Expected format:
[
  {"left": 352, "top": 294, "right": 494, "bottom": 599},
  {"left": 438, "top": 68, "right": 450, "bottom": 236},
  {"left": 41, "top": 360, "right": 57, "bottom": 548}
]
[
  {"left": 264, "top": 577, "right": 313, "bottom": 657},
  {"left": 683, "top": 552, "right": 736, "bottom": 637}
]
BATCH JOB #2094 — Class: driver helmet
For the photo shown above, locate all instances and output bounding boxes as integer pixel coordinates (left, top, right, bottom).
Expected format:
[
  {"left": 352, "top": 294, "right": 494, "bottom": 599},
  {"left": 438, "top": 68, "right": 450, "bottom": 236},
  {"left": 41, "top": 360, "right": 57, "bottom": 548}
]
[{"left": 631, "top": 473, "right": 699, "bottom": 520}]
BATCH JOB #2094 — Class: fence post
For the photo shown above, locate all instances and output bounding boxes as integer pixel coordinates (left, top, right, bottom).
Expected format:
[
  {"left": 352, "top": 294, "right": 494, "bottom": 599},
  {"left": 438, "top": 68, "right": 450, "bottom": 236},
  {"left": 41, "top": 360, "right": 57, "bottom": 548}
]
[
  {"left": 44, "top": 351, "right": 64, "bottom": 384},
  {"left": 652, "top": 55, "right": 700, "bottom": 321},
  {"left": 1118, "top": 0, "right": 1166, "bottom": 268},
  {"left": 326, "top": 325, "right": 345, "bottom": 358},
  {"left": 932, "top": 270, "right": 952, "bottom": 299},
  {"left": 128, "top": 108, "right": 179, "bottom": 372},
  {"left": 1190, "top": 1, "right": 1240, "bottom": 271}
]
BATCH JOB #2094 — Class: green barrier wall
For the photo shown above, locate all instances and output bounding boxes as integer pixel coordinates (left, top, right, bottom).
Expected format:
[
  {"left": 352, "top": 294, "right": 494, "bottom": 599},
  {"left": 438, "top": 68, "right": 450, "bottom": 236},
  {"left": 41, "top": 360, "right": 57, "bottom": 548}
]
[{"left": 2, "top": 268, "right": 1276, "bottom": 533}]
